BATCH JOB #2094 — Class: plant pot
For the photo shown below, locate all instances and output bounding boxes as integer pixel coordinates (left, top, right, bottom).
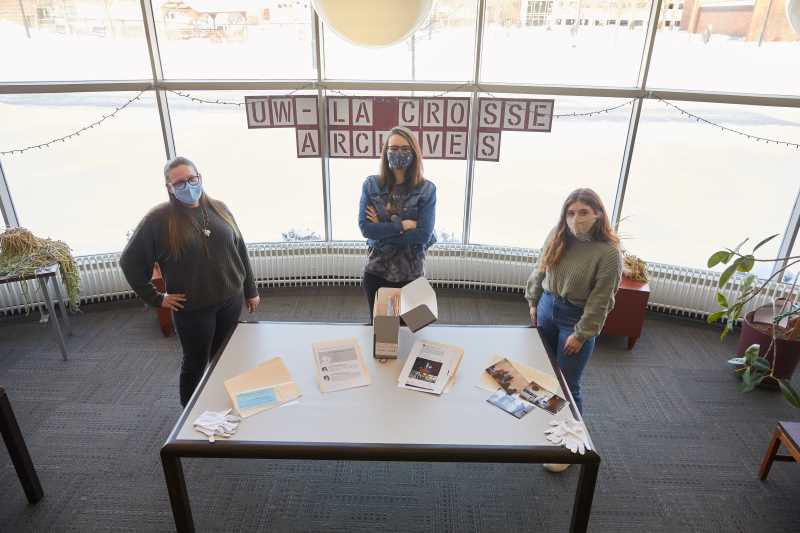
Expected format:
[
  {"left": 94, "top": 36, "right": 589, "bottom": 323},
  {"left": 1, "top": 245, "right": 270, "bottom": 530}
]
[{"left": 736, "top": 311, "right": 800, "bottom": 385}]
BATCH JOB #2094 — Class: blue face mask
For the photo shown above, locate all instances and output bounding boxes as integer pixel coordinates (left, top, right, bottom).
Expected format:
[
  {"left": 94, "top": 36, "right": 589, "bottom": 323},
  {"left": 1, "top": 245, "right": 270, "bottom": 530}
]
[
  {"left": 172, "top": 181, "right": 203, "bottom": 205},
  {"left": 387, "top": 150, "right": 415, "bottom": 170}
]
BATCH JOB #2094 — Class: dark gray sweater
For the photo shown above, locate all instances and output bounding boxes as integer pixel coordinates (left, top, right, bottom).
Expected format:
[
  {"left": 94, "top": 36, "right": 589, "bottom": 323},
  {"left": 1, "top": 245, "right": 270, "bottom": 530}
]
[{"left": 119, "top": 201, "right": 257, "bottom": 311}]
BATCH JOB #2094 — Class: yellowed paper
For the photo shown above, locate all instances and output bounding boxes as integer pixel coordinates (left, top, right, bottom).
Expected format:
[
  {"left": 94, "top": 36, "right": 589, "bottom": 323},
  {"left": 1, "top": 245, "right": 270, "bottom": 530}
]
[
  {"left": 478, "top": 355, "right": 561, "bottom": 396},
  {"left": 224, "top": 357, "right": 301, "bottom": 417}
]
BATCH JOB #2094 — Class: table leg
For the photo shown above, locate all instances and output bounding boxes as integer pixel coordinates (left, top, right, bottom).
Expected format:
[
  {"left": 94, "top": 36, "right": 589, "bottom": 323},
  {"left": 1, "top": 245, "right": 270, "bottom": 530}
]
[
  {"left": 161, "top": 449, "right": 195, "bottom": 533},
  {"left": 570, "top": 461, "right": 599, "bottom": 533},
  {"left": 48, "top": 276, "right": 73, "bottom": 336},
  {"left": 627, "top": 336, "right": 638, "bottom": 350},
  {"left": 0, "top": 389, "right": 44, "bottom": 504},
  {"left": 37, "top": 277, "right": 68, "bottom": 361}
]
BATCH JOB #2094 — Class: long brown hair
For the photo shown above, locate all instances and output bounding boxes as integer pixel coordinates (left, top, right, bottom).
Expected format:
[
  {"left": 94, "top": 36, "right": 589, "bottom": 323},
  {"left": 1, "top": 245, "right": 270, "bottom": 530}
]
[
  {"left": 163, "top": 157, "right": 239, "bottom": 260},
  {"left": 377, "top": 126, "right": 425, "bottom": 189},
  {"left": 539, "top": 188, "right": 620, "bottom": 271}
]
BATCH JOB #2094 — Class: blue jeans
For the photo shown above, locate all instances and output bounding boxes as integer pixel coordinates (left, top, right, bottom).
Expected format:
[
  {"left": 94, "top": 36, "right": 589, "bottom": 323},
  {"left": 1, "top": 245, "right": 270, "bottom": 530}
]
[{"left": 536, "top": 291, "right": 596, "bottom": 414}]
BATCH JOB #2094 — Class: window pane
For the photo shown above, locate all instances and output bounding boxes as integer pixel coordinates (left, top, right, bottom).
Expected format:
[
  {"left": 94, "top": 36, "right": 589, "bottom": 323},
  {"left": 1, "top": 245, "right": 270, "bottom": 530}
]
[
  {"left": 481, "top": 0, "right": 652, "bottom": 86},
  {"left": 323, "top": 0, "right": 477, "bottom": 81},
  {"left": 647, "top": 2, "right": 800, "bottom": 94},
  {"left": 328, "top": 90, "right": 467, "bottom": 242},
  {"left": 152, "top": 1, "right": 315, "bottom": 79},
  {"left": 0, "top": 92, "right": 165, "bottom": 255},
  {"left": 621, "top": 101, "right": 799, "bottom": 276},
  {"left": 168, "top": 90, "right": 324, "bottom": 242},
  {"left": 470, "top": 95, "right": 629, "bottom": 248},
  {"left": 1, "top": 0, "right": 150, "bottom": 81}
]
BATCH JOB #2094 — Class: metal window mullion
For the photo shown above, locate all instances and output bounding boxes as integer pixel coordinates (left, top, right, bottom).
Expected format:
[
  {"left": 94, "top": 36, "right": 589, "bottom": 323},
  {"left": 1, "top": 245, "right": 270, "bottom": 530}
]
[
  {"left": 611, "top": 98, "right": 643, "bottom": 229},
  {"left": 140, "top": 0, "right": 175, "bottom": 159},
  {"left": 462, "top": 0, "right": 487, "bottom": 244},
  {"left": 773, "top": 187, "right": 800, "bottom": 276},
  {"left": 0, "top": 160, "right": 20, "bottom": 228},
  {"left": 313, "top": 9, "right": 332, "bottom": 241},
  {"left": 611, "top": 0, "right": 662, "bottom": 229}
]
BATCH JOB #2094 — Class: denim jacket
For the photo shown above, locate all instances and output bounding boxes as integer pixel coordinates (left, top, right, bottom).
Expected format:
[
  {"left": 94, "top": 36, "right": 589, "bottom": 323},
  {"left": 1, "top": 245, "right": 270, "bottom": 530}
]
[{"left": 358, "top": 175, "right": 437, "bottom": 252}]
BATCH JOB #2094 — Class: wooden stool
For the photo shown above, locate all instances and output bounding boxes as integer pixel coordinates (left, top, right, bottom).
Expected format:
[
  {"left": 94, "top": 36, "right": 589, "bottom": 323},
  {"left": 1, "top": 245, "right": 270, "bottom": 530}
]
[
  {"left": 759, "top": 421, "right": 800, "bottom": 480},
  {"left": 152, "top": 264, "right": 174, "bottom": 338}
]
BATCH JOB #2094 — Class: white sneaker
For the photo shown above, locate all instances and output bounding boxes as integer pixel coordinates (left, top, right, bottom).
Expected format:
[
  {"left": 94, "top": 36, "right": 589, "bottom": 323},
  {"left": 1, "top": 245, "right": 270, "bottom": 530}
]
[{"left": 543, "top": 463, "right": 571, "bottom": 473}]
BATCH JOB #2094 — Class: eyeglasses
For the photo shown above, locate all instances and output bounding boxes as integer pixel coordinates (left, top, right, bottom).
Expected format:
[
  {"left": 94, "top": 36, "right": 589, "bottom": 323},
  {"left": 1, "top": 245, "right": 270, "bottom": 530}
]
[
  {"left": 172, "top": 175, "right": 201, "bottom": 190},
  {"left": 387, "top": 145, "right": 413, "bottom": 153}
]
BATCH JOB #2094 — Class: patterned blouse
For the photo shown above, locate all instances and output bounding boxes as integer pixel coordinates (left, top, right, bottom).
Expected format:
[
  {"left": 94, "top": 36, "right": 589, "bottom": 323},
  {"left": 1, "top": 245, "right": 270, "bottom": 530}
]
[{"left": 364, "top": 185, "right": 425, "bottom": 283}]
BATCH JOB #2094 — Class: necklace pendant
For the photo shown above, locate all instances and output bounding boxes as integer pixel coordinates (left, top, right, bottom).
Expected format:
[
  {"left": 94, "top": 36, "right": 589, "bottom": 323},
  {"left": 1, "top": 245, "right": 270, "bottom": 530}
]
[{"left": 203, "top": 229, "right": 211, "bottom": 237}]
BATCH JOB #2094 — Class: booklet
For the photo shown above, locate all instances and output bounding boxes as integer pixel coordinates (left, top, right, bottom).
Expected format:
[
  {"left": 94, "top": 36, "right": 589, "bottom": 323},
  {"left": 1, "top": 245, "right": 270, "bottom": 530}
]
[
  {"left": 486, "top": 389, "right": 536, "bottom": 419},
  {"left": 398, "top": 340, "right": 463, "bottom": 395},
  {"left": 312, "top": 338, "right": 371, "bottom": 393}
]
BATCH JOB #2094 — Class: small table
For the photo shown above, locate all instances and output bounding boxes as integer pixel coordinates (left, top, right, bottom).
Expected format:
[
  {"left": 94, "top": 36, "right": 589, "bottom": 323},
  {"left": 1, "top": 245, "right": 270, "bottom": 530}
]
[
  {"left": 0, "top": 264, "right": 73, "bottom": 360},
  {"left": 0, "top": 387, "right": 44, "bottom": 504},
  {"left": 601, "top": 276, "right": 650, "bottom": 350},
  {"left": 759, "top": 421, "right": 800, "bottom": 480},
  {"left": 161, "top": 322, "right": 601, "bottom": 533}
]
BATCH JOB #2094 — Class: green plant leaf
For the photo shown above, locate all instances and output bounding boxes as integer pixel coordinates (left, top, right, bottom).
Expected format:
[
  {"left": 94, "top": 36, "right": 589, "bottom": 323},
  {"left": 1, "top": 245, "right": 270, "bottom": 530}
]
[
  {"left": 719, "top": 262, "right": 739, "bottom": 288},
  {"left": 716, "top": 292, "right": 729, "bottom": 308},
  {"left": 708, "top": 250, "right": 732, "bottom": 268},
  {"left": 707, "top": 310, "right": 727, "bottom": 324},
  {"left": 733, "top": 238, "right": 749, "bottom": 253},
  {"left": 720, "top": 320, "right": 733, "bottom": 341},
  {"left": 777, "top": 379, "right": 800, "bottom": 408},
  {"left": 744, "top": 344, "right": 761, "bottom": 358},
  {"left": 752, "top": 234, "right": 780, "bottom": 253},
  {"left": 751, "top": 357, "right": 771, "bottom": 372},
  {"left": 740, "top": 274, "right": 756, "bottom": 295},
  {"left": 737, "top": 255, "right": 755, "bottom": 272},
  {"left": 740, "top": 367, "right": 754, "bottom": 392}
]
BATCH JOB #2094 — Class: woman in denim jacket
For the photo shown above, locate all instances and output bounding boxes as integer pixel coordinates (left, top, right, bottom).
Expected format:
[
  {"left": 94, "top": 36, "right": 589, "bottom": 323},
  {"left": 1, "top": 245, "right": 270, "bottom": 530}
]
[{"left": 358, "top": 126, "right": 437, "bottom": 321}]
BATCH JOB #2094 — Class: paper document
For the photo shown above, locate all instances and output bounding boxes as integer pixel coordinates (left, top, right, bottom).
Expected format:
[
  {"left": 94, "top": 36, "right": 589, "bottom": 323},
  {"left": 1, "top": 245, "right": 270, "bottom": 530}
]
[
  {"left": 483, "top": 357, "right": 566, "bottom": 416},
  {"left": 398, "top": 340, "right": 463, "bottom": 395},
  {"left": 478, "top": 355, "right": 561, "bottom": 395},
  {"left": 224, "top": 357, "right": 301, "bottom": 418},
  {"left": 313, "top": 338, "right": 371, "bottom": 393}
]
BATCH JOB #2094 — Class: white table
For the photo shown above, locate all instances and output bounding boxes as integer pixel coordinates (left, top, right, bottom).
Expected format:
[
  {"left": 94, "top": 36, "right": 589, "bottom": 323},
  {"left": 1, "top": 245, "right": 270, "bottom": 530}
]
[{"left": 161, "top": 322, "right": 600, "bottom": 533}]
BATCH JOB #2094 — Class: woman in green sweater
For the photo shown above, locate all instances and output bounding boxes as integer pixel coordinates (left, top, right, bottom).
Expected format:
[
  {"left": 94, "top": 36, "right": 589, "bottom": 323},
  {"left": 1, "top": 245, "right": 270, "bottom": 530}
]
[{"left": 526, "top": 188, "right": 622, "bottom": 419}]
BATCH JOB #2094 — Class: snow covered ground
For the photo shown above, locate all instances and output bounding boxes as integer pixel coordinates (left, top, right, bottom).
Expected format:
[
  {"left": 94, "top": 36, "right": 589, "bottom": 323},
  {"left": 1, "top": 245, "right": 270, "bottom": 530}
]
[{"left": 0, "top": 22, "right": 798, "bottom": 278}]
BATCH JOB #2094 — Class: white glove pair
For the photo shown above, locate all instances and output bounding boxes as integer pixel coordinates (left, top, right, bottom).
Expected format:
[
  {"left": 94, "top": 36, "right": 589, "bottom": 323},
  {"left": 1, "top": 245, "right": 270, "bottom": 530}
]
[
  {"left": 193, "top": 409, "right": 241, "bottom": 443},
  {"left": 544, "top": 418, "right": 592, "bottom": 455}
]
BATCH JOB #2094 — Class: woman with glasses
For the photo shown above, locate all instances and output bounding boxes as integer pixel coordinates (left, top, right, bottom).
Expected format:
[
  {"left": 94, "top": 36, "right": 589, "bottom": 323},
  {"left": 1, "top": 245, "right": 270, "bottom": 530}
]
[
  {"left": 358, "top": 126, "right": 437, "bottom": 321},
  {"left": 120, "top": 156, "right": 260, "bottom": 407},
  {"left": 525, "top": 188, "right": 622, "bottom": 473}
]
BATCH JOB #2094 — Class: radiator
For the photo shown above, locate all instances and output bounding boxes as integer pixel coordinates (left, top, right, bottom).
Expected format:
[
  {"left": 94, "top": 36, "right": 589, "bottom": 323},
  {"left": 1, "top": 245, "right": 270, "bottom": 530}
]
[{"left": 0, "top": 241, "right": 793, "bottom": 321}]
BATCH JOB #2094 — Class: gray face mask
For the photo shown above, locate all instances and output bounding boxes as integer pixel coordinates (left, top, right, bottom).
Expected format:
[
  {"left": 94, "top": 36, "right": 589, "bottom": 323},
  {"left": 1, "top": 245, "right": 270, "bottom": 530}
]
[{"left": 567, "top": 214, "right": 598, "bottom": 241}]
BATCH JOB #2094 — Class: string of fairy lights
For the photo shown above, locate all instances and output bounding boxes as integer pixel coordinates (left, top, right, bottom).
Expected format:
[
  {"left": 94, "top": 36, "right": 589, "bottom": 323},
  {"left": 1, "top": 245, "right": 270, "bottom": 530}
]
[{"left": 2, "top": 87, "right": 797, "bottom": 156}]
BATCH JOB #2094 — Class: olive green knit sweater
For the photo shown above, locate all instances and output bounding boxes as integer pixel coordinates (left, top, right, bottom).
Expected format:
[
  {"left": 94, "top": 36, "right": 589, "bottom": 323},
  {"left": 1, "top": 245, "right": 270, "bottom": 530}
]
[{"left": 525, "top": 231, "right": 623, "bottom": 342}]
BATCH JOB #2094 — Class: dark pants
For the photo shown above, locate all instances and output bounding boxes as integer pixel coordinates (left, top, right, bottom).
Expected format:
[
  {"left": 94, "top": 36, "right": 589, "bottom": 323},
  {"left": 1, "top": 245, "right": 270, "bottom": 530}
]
[
  {"left": 172, "top": 294, "right": 243, "bottom": 407},
  {"left": 362, "top": 272, "right": 406, "bottom": 324},
  {"left": 536, "top": 291, "right": 597, "bottom": 414}
]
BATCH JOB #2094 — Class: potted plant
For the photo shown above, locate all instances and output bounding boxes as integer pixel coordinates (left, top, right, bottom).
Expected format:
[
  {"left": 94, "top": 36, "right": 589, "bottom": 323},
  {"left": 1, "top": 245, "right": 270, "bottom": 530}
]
[{"left": 706, "top": 234, "right": 800, "bottom": 408}]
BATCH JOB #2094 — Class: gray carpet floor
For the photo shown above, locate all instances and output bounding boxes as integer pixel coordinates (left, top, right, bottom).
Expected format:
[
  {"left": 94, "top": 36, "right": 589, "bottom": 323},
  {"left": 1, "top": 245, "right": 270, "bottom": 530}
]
[{"left": 1, "top": 286, "right": 799, "bottom": 532}]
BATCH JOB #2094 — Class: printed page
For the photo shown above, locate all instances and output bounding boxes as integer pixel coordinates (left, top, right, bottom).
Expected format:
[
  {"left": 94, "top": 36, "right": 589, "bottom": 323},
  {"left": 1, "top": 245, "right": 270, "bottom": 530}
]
[
  {"left": 398, "top": 340, "right": 461, "bottom": 395},
  {"left": 313, "top": 338, "right": 371, "bottom": 393}
]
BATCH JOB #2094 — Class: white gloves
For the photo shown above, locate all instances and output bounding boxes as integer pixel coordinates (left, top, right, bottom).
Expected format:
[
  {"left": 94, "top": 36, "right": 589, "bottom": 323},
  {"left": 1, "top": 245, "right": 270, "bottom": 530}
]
[
  {"left": 545, "top": 418, "right": 592, "bottom": 455},
  {"left": 193, "top": 409, "right": 241, "bottom": 443}
]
